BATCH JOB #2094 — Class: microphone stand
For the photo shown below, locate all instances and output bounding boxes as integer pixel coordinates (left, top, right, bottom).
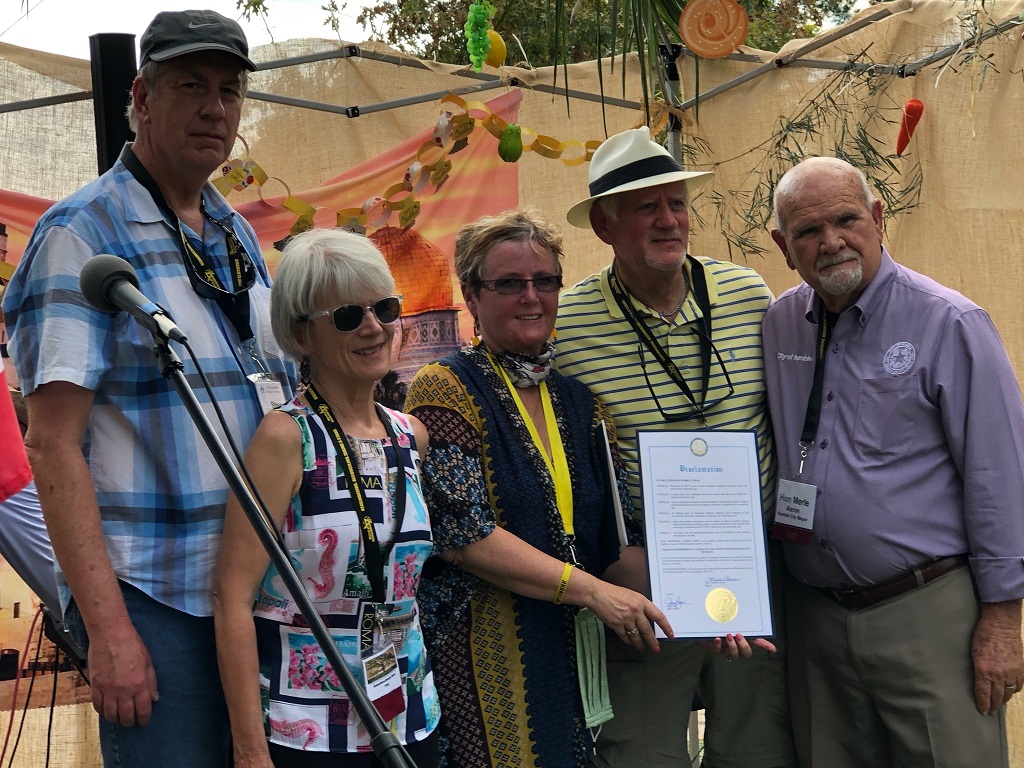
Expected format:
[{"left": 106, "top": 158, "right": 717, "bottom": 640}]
[{"left": 149, "top": 336, "right": 414, "bottom": 768}]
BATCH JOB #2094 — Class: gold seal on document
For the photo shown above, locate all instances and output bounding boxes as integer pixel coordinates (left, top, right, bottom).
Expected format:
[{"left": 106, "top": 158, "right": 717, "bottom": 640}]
[{"left": 705, "top": 588, "right": 739, "bottom": 623}]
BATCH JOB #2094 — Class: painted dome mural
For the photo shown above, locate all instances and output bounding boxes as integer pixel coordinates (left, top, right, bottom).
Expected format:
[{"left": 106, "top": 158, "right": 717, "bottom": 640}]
[{"left": 369, "top": 227, "right": 462, "bottom": 400}]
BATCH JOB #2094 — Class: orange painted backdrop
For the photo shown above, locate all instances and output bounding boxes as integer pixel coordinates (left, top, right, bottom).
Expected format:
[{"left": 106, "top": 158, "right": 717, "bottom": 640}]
[{"left": 0, "top": 90, "right": 522, "bottom": 358}]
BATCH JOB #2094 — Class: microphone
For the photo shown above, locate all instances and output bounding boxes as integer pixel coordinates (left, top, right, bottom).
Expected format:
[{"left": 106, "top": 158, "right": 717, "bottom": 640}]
[{"left": 79, "top": 255, "right": 187, "bottom": 343}]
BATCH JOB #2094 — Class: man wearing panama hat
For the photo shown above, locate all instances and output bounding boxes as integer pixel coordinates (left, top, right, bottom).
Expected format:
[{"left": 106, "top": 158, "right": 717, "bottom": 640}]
[{"left": 556, "top": 127, "right": 796, "bottom": 768}]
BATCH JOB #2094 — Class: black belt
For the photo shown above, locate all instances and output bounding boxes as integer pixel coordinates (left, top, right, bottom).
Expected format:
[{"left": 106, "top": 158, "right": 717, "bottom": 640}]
[{"left": 815, "top": 555, "right": 968, "bottom": 610}]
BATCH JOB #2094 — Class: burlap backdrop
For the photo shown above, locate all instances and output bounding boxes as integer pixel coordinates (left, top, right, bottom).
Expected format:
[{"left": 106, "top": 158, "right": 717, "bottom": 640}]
[{"left": 1, "top": 0, "right": 1023, "bottom": 762}]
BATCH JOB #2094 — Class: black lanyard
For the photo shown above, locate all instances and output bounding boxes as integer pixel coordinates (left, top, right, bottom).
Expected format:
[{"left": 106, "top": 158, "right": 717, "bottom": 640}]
[
  {"left": 610, "top": 257, "right": 714, "bottom": 420},
  {"left": 304, "top": 385, "right": 407, "bottom": 604},
  {"left": 797, "top": 301, "right": 836, "bottom": 472},
  {"left": 119, "top": 145, "right": 255, "bottom": 342}
]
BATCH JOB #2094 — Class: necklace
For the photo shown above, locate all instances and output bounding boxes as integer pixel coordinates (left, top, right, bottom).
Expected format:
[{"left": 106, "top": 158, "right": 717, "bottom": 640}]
[
  {"left": 656, "top": 272, "right": 689, "bottom": 320},
  {"left": 523, "top": 391, "right": 544, "bottom": 423}
]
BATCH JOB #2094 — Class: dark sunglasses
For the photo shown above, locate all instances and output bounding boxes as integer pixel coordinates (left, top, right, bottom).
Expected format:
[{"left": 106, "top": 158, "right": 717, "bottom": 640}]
[
  {"left": 299, "top": 295, "right": 404, "bottom": 332},
  {"left": 478, "top": 274, "right": 562, "bottom": 296}
]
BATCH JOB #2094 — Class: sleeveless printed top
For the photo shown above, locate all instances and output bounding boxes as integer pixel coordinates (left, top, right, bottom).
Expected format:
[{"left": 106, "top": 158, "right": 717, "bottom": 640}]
[{"left": 252, "top": 398, "right": 439, "bottom": 754}]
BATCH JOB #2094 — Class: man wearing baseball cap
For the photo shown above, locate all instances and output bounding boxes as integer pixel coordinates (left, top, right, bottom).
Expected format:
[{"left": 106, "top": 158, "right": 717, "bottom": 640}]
[
  {"left": 2, "top": 10, "right": 293, "bottom": 767},
  {"left": 555, "top": 127, "right": 796, "bottom": 768}
]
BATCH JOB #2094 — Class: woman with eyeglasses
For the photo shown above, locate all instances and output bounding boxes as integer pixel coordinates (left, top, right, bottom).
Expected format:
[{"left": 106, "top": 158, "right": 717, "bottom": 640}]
[
  {"left": 213, "top": 229, "right": 439, "bottom": 768},
  {"left": 404, "top": 209, "right": 699, "bottom": 768}
]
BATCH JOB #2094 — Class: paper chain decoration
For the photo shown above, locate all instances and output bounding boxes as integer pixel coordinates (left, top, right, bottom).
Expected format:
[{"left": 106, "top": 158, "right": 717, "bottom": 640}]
[
  {"left": 439, "top": 93, "right": 603, "bottom": 166},
  {"left": 212, "top": 135, "right": 268, "bottom": 196},
  {"left": 334, "top": 107, "right": 472, "bottom": 232},
  {"left": 213, "top": 93, "right": 608, "bottom": 234}
]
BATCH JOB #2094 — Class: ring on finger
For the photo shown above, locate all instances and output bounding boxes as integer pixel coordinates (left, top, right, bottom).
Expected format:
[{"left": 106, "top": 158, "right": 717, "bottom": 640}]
[{"left": 625, "top": 628, "right": 639, "bottom": 636}]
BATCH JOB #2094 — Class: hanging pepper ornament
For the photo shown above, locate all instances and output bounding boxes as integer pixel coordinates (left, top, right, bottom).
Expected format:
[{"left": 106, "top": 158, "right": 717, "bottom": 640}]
[
  {"left": 895, "top": 99, "right": 924, "bottom": 156},
  {"left": 465, "top": 0, "right": 495, "bottom": 72},
  {"left": 497, "top": 123, "right": 524, "bottom": 162}
]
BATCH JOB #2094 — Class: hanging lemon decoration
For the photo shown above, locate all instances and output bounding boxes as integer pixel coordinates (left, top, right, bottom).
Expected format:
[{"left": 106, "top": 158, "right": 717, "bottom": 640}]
[{"left": 485, "top": 29, "right": 507, "bottom": 67}]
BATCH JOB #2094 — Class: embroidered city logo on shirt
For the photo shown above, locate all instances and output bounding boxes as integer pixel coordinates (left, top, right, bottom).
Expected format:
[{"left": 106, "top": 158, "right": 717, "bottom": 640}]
[{"left": 883, "top": 342, "right": 916, "bottom": 375}]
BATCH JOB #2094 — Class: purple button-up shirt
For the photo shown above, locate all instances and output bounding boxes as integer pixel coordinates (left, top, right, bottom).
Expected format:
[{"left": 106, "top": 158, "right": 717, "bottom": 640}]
[{"left": 763, "top": 251, "right": 1024, "bottom": 602}]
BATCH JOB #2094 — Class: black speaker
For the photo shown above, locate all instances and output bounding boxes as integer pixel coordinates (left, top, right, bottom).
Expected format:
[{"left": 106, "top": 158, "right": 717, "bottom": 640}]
[
  {"left": 89, "top": 33, "right": 137, "bottom": 175},
  {"left": 0, "top": 648, "right": 20, "bottom": 681}
]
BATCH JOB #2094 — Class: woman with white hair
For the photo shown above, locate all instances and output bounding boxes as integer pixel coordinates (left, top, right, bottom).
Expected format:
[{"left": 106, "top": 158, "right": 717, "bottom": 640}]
[{"left": 213, "top": 229, "right": 439, "bottom": 767}]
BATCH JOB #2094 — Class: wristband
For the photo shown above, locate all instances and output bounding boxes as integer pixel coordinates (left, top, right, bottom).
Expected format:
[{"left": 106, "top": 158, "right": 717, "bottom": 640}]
[{"left": 554, "top": 562, "right": 574, "bottom": 604}]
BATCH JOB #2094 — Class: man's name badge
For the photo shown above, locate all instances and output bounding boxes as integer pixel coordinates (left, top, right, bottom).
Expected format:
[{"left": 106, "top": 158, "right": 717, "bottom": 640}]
[
  {"left": 248, "top": 373, "right": 285, "bottom": 415},
  {"left": 772, "top": 478, "right": 816, "bottom": 544}
]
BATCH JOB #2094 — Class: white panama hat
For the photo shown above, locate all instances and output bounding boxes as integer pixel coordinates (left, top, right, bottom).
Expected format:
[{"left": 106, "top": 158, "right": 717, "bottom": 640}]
[{"left": 566, "top": 126, "right": 714, "bottom": 229}]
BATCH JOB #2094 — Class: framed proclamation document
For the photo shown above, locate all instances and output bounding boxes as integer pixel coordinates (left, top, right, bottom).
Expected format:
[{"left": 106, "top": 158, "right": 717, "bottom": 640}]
[{"left": 637, "top": 430, "right": 774, "bottom": 639}]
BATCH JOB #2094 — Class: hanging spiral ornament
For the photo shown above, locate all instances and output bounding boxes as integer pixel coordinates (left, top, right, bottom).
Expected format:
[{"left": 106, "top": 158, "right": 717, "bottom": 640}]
[{"left": 679, "top": 0, "right": 749, "bottom": 59}]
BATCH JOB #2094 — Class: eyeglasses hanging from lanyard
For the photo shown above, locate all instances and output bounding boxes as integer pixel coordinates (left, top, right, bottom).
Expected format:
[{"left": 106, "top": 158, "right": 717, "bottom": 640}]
[
  {"left": 176, "top": 206, "right": 258, "bottom": 342},
  {"left": 120, "top": 144, "right": 257, "bottom": 342},
  {"left": 638, "top": 324, "right": 735, "bottom": 423},
  {"left": 610, "top": 257, "right": 731, "bottom": 427},
  {"left": 177, "top": 206, "right": 257, "bottom": 301}
]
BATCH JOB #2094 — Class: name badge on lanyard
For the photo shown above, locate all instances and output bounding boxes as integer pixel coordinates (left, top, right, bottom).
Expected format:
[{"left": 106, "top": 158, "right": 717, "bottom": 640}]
[
  {"left": 359, "top": 603, "right": 406, "bottom": 722},
  {"left": 772, "top": 478, "right": 816, "bottom": 543},
  {"left": 772, "top": 301, "right": 832, "bottom": 545},
  {"left": 248, "top": 373, "right": 285, "bottom": 415}
]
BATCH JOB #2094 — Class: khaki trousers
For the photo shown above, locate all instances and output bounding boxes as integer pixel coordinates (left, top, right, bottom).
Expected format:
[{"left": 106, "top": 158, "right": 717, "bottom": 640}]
[{"left": 787, "top": 567, "right": 1008, "bottom": 768}]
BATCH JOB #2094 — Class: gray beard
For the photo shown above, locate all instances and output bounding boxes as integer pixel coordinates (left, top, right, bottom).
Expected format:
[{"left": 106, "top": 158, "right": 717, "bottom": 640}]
[{"left": 817, "top": 259, "right": 863, "bottom": 297}]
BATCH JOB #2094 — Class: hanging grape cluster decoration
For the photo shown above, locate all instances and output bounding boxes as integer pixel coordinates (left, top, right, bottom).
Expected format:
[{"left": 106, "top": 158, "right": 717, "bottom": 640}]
[{"left": 465, "top": 0, "right": 495, "bottom": 72}]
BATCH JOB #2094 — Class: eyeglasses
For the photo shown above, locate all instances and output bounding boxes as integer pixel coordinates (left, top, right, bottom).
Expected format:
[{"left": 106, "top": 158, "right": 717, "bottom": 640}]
[
  {"left": 639, "top": 327, "right": 735, "bottom": 422},
  {"left": 299, "top": 295, "right": 404, "bottom": 332},
  {"left": 478, "top": 274, "right": 562, "bottom": 295},
  {"left": 178, "top": 208, "right": 257, "bottom": 301}
]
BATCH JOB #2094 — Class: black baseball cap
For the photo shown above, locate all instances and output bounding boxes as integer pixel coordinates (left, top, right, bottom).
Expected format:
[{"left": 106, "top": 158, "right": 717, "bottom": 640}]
[{"left": 139, "top": 9, "right": 257, "bottom": 71}]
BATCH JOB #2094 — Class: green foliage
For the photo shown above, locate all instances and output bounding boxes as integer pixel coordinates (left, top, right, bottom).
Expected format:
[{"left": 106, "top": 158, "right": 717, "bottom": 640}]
[
  {"left": 236, "top": 0, "right": 348, "bottom": 40},
  {"left": 237, "top": 0, "right": 271, "bottom": 22},
  {"left": 742, "top": 0, "right": 857, "bottom": 51},
  {"left": 323, "top": 0, "right": 347, "bottom": 35},
  {"left": 236, "top": 0, "right": 858, "bottom": 65},
  {"left": 699, "top": 54, "right": 923, "bottom": 259},
  {"left": 353, "top": 0, "right": 627, "bottom": 67}
]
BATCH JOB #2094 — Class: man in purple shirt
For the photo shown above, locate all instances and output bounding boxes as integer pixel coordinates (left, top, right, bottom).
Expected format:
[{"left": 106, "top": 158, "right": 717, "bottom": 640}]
[{"left": 762, "top": 156, "right": 1024, "bottom": 767}]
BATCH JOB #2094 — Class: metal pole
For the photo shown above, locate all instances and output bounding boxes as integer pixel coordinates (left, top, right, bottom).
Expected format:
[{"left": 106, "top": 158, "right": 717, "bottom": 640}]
[
  {"left": 248, "top": 79, "right": 506, "bottom": 118},
  {"left": 0, "top": 92, "right": 91, "bottom": 114},
  {"left": 659, "top": 43, "right": 683, "bottom": 160},
  {"left": 678, "top": 7, "right": 894, "bottom": 112},
  {"left": 900, "top": 16, "right": 1023, "bottom": 76}
]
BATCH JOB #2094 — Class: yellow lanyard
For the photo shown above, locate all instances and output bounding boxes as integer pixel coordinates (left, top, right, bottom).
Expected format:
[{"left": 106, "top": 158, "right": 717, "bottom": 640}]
[{"left": 490, "top": 356, "right": 574, "bottom": 537}]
